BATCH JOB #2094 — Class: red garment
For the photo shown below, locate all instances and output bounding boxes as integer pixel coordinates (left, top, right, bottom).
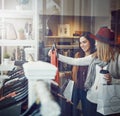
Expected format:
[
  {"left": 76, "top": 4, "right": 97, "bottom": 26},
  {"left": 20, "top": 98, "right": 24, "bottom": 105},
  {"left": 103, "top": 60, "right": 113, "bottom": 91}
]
[{"left": 50, "top": 48, "right": 59, "bottom": 84}]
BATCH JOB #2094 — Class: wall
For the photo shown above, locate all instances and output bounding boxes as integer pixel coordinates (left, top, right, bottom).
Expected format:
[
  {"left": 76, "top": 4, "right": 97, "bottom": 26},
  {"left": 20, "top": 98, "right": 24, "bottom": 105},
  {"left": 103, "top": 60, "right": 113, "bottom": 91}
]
[
  {"left": 3, "top": 0, "right": 32, "bottom": 10},
  {"left": 60, "top": 0, "right": 111, "bottom": 16},
  {"left": 43, "top": 15, "right": 95, "bottom": 36},
  {"left": 39, "top": 0, "right": 112, "bottom": 34}
]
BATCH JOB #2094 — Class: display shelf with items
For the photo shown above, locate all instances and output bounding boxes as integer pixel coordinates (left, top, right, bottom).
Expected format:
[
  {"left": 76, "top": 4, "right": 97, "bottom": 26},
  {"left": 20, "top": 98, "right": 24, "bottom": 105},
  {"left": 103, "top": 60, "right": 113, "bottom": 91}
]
[
  {"left": 0, "top": 0, "right": 39, "bottom": 65},
  {"left": 45, "top": 36, "right": 80, "bottom": 49},
  {"left": 0, "top": 0, "right": 39, "bottom": 83},
  {"left": 40, "top": 15, "right": 94, "bottom": 49}
]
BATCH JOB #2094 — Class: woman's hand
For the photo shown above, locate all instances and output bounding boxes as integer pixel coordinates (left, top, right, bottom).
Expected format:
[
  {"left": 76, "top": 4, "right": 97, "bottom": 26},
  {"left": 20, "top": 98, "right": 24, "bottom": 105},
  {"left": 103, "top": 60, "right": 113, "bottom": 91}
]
[
  {"left": 48, "top": 49, "right": 52, "bottom": 57},
  {"left": 48, "top": 48, "right": 58, "bottom": 58},
  {"left": 48, "top": 43, "right": 57, "bottom": 57},
  {"left": 104, "top": 73, "right": 112, "bottom": 84}
]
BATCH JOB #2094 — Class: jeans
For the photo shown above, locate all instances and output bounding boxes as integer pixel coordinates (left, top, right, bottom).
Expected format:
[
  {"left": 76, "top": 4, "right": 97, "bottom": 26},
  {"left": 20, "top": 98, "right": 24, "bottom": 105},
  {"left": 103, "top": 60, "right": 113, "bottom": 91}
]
[{"left": 72, "top": 85, "right": 87, "bottom": 116}]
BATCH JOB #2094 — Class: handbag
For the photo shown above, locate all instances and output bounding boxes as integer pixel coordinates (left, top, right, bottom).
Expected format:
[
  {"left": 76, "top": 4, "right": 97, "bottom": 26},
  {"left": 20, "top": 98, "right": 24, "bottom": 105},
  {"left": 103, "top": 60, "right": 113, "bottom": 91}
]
[
  {"left": 62, "top": 79, "right": 74, "bottom": 101},
  {"left": 97, "top": 84, "right": 120, "bottom": 115}
]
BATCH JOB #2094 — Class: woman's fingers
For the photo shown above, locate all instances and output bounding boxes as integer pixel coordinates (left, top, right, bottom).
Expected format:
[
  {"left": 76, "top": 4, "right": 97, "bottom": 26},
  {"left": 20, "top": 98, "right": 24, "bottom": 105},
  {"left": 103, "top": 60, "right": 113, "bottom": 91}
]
[
  {"left": 48, "top": 49, "right": 52, "bottom": 56},
  {"left": 104, "top": 73, "right": 112, "bottom": 83}
]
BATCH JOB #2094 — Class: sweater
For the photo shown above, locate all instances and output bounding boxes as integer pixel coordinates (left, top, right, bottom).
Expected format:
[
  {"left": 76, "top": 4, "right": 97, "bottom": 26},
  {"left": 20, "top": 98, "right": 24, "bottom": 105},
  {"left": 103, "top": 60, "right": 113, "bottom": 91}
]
[{"left": 58, "top": 53, "right": 120, "bottom": 79}]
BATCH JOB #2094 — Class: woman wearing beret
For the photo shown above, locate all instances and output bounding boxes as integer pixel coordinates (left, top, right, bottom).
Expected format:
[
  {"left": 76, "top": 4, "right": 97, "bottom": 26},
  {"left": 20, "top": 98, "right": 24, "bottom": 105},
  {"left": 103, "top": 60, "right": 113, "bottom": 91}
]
[{"left": 49, "top": 26, "right": 120, "bottom": 116}]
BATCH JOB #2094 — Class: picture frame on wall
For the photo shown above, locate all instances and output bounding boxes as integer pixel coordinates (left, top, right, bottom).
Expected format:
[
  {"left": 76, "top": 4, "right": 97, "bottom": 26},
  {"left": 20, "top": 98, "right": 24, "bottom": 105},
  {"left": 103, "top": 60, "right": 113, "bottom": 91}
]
[{"left": 58, "top": 24, "right": 70, "bottom": 36}]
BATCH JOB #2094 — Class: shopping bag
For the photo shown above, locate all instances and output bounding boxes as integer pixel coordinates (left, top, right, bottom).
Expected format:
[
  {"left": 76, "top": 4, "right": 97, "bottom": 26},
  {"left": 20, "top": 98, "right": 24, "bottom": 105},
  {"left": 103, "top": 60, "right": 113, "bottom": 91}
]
[
  {"left": 63, "top": 79, "right": 74, "bottom": 101},
  {"left": 97, "top": 84, "right": 120, "bottom": 115}
]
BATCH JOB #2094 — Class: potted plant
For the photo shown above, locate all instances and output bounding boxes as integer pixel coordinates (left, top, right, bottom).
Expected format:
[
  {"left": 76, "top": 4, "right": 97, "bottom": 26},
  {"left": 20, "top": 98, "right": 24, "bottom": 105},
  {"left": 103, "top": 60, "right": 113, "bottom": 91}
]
[
  {"left": 3, "top": 53, "right": 10, "bottom": 64},
  {"left": 4, "top": 53, "right": 10, "bottom": 59}
]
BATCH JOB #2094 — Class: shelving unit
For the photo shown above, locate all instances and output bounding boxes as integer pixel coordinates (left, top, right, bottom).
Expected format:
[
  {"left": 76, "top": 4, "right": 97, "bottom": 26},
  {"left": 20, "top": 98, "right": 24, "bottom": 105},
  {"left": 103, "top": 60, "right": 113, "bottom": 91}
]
[
  {"left": 40, "top": 14, "right": 95, "bottom": 49},
  {"left": 0, "top": 0, "right": 39, "bottom": 64},
  {"left": 0, "top": 0, "right": 39, "bottom": 82}
]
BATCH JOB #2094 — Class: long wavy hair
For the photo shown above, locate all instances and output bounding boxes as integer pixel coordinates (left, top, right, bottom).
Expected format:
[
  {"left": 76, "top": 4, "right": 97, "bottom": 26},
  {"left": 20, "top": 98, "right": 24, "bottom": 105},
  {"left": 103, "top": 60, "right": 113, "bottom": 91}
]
[
  {"left": 94, "top": 40, "right": 116, "bottom": 62},
  {"left": 79, "top": 32, "right": 96, "bottom": 57}
]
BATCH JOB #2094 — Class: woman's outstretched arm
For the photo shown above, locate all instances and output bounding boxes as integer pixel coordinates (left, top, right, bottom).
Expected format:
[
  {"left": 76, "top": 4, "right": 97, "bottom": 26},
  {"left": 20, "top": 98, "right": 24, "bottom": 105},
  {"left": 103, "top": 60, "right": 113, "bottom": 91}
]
[{"left": 58, "top": 54, "right": 93, "bottom": 66}]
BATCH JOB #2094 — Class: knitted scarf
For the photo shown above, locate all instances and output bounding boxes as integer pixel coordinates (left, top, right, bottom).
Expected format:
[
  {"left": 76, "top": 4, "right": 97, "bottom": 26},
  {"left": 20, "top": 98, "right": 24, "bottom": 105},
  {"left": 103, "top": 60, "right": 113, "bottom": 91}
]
[
  {"left": 84, "top": 53, "right": 119, "bottom": 89},
  {"left": 84, "top": 58, "right": 108, "bottom": 89}
]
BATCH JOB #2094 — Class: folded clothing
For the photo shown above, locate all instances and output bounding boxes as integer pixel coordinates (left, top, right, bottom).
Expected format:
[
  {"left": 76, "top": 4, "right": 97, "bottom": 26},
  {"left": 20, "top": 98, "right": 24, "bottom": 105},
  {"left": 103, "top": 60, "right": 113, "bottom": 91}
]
[{"left": 0, "top": 68, "right": 28, "bottom": 109}]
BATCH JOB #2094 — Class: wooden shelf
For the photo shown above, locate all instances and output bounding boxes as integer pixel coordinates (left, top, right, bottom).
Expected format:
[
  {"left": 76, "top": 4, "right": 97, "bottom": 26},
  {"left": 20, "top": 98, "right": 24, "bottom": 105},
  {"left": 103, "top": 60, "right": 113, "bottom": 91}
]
[
  {"left": 45, "top": 36, "right": 80, "bottom": 48},
  {"left": 0, "top": 10, "right": 34, "bottom": 19},
  {"left": 46, "top": 44, "right": 79, "bottom": 49},
  {"left": 0, "top": 40, "right": 36, "bottom": 46},
  {"left": 45, "top": 36, "right": 80, "bottom": 39}
]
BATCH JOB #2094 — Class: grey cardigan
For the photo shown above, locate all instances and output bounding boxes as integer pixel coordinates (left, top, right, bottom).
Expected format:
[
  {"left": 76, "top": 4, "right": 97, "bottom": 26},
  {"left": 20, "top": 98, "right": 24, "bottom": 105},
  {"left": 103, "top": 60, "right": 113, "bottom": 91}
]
[{"left": 58, "top": 53, "right": 120, "bottom": 79}]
